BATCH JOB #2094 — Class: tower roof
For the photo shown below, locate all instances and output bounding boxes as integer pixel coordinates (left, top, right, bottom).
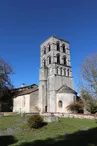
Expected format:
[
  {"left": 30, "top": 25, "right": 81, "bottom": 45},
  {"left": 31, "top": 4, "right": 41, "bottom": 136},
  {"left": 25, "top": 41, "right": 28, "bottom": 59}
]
[
  {"left": 52, "top": 36, "right": 70, "bottom": 44},
  {"left": 41, "top": 35, "right": 70, "bottom": 45}
]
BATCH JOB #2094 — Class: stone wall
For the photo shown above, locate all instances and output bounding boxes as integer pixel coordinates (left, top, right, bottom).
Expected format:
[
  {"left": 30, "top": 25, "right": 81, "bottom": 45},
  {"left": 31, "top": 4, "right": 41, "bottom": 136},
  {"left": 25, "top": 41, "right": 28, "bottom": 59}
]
[
  {"left": 30, "top": 90, "right": 39, "bottom": 113},
  {"left": 56, "top": 93, "right": 75, "bottom": 113},
  {"left": 43, "top": 113, "right": 97, "bottom": 120},
  {"left": 13, "top": 94, "right": 30, "bottom": 113},
  {"left": 39, "top": 36, "right": 74, "bottom": 113}
]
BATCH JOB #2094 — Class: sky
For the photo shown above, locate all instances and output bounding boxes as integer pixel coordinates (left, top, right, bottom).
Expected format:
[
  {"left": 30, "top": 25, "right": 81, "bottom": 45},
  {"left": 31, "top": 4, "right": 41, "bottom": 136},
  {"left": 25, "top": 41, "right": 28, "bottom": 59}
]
[{"left": 0, "top": 0, "right": 97, "bottom": 92}]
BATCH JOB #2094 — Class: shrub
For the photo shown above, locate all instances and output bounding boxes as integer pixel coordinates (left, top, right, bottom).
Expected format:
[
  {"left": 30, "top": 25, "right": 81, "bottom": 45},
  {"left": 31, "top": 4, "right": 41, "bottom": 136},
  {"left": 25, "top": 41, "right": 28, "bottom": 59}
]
[
  {"left": 86, "top": 101, "right": 97, "bottom": 114},
  {"left": 81, "top": 90, "right": 97, "bottom": 114},
  {"left": 67, "top": 102, "right": 84, "bottom": 113},
  {"left": 28, "top": 115, "right": 43, "bottom": 129}
]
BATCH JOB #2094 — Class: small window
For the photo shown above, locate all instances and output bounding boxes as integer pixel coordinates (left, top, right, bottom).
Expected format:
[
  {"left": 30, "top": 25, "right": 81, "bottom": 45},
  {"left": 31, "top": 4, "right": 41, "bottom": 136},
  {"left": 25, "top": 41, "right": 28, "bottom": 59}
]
[
  {"left": 58, "top": 100, "right": 62, "bottom": 108},
  {"left": 57, "top": 54, "right": 60, "bottom": 64},
  {"left": 48, "top": 56, "right": 51, "bottom": 64},
  {"left": 62, "top": 44, "right": 66, "bottom": 53},
  {"left": 57, "top": 42, "right": 60, "bottom": 51},
  {"left": 48, "top": 44, "right": 51, "bottom": 52}
]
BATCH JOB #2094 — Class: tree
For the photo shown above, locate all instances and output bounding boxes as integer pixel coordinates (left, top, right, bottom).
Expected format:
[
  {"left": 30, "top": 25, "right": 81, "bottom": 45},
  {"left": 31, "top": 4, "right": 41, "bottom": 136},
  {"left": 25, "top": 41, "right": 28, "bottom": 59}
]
[
  {"left": 0, "top": 58, "right": 13, "bottom": 88},
  {"left": 80, "top": 89, "right": 97, "bottom": 114},
  {"left": 0, "top": 58, "right": 14, "bottom": 111},
  {"left": 79, "top": 53, "right": 97, "bottom": 113},
  {"left": 80, "top": 53, "right": 97, "bottom": 98}
]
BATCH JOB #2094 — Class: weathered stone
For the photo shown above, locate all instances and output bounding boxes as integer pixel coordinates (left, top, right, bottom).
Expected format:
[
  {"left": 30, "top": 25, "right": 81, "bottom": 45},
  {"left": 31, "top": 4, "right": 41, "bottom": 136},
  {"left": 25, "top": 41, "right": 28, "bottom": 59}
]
[
  {"left": 43, "top": 115, "right": 59, "bottom": 122},
  {"left": 39, "top": 36, "right": 77, "bottom": 113}
]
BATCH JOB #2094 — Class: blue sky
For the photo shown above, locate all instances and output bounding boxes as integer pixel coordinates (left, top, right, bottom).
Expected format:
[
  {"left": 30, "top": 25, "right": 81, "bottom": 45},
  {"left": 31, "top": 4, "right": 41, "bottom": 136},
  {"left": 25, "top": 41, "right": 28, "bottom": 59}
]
[{"left": 0, "top": 0, "right": 97, "bottom": 92}]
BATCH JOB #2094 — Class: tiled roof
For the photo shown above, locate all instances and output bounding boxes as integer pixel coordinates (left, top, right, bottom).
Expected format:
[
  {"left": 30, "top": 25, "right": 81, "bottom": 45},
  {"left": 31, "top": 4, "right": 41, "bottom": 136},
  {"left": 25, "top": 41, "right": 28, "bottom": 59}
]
[{"left": 11, "top": 84, "right": 38, "bottom": 97}]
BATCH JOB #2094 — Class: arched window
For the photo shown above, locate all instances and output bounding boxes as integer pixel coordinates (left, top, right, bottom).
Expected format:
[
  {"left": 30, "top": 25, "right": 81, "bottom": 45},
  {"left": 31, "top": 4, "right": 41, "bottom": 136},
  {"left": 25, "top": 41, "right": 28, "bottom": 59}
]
[
  {"left": 58, "top": 100, "right": 62, "bottom": 108},
  {"left": 62, "top": 44, "right": 66, "bottom": 53},
  {"left": 63, "top": 56, "right": 66, "bottom": 65},
  {"left": 48, "top": 44, "right": 51, "bottom": 52},
  {"left": 56, "top": 67, "right": 58, "bottom": 74},
  {"left": 44, "top": 47, "right": 46, "bottom": 54},
  {"left": 43, "top": 59, "right": 46, "bottom": 67},
  {"left": 60, "top": 68, "right": 62, "bottom": 75},
  {"left": 48, "top": 56, "right": 51, "bottom": 64},
  {"left": 57, "top": 42, "right": 60, "bottom": 51},
  {"left": 57, "top": 54, "right": 60, "bottom": 64},
  {"left": 64, "top": 68, "right": 66, "bottom": 76},
  {"left": 67, "top": 69, "right": 69, "bottom": 76}
]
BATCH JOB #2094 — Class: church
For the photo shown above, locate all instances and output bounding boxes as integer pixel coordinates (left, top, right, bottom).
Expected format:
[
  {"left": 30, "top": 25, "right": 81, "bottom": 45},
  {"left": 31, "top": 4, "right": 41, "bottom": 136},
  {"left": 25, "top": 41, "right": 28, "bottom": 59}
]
[{"left": 13, "top": 36, "right": 78, "bottom": 114}]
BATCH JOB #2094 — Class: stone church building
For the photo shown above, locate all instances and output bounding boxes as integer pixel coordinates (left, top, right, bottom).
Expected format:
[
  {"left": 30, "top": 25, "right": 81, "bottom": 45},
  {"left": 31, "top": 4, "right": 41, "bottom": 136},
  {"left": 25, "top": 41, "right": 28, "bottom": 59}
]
[{"left": 13, "top": 36, "right": 77, "bottom": 114}]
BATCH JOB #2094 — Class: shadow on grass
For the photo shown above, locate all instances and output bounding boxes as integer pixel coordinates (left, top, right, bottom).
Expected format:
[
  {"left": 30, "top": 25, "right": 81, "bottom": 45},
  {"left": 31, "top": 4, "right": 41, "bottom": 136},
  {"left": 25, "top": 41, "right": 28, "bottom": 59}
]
[
  {"left": 0, "top": 135, "right": 17, "bottom": 146},
  {"left": 19, "top": 127, "right": 97, "bottom": 146},
  {"left": 41, "top": 122, "right": 48, "bottom": 127}
]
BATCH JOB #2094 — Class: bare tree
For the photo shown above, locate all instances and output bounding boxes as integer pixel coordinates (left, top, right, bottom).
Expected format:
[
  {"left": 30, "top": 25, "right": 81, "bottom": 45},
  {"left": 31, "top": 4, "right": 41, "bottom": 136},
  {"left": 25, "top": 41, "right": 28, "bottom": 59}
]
[
  {"left": 0, "top": 58, "right": 14, "bottom": 111},
  {"left": 0, "top": 58, "right": 13, "bottom": 89},
  {"left": 80, "top": 53, "right": 97, "bottom": 98},
  {"left": 79, "top": 53, "right": 97, "bottom": 113}
]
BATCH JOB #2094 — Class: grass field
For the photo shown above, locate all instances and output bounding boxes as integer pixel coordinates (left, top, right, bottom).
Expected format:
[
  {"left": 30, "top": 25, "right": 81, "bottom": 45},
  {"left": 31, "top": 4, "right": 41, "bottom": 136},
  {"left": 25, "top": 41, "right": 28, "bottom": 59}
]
[{"left": 0, "top": 115, "right": 97, "bottom": 146}]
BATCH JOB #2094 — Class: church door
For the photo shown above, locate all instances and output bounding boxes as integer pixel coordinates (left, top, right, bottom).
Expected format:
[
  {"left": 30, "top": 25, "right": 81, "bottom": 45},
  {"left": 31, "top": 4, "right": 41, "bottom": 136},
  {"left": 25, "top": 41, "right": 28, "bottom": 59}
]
[{"left": 45, "top": 106, "right": 47, "bottom": 112}]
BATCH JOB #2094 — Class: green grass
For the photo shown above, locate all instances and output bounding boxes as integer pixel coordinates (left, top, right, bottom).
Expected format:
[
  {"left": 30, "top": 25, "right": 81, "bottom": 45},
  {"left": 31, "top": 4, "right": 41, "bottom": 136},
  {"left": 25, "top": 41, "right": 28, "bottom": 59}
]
[
  {"left": 0, "top": 115, "right": 27, "bottom": 130},
  {"left": 0, "top": 115, "right": 97, "bottom": 146}
]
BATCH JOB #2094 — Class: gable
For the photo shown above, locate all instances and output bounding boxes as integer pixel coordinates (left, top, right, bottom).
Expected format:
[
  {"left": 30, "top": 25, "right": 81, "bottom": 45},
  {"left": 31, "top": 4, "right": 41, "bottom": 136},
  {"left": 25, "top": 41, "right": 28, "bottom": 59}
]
[{"left": 57, "top": 85, "right": 77, "bottom": 94}]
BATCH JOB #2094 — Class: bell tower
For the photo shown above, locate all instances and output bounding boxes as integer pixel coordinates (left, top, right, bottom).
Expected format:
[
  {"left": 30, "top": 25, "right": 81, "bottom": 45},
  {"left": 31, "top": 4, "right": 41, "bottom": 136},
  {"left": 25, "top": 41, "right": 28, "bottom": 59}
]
[{"left": 39, "top": 36, "right": 74, "bottom": 113}]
